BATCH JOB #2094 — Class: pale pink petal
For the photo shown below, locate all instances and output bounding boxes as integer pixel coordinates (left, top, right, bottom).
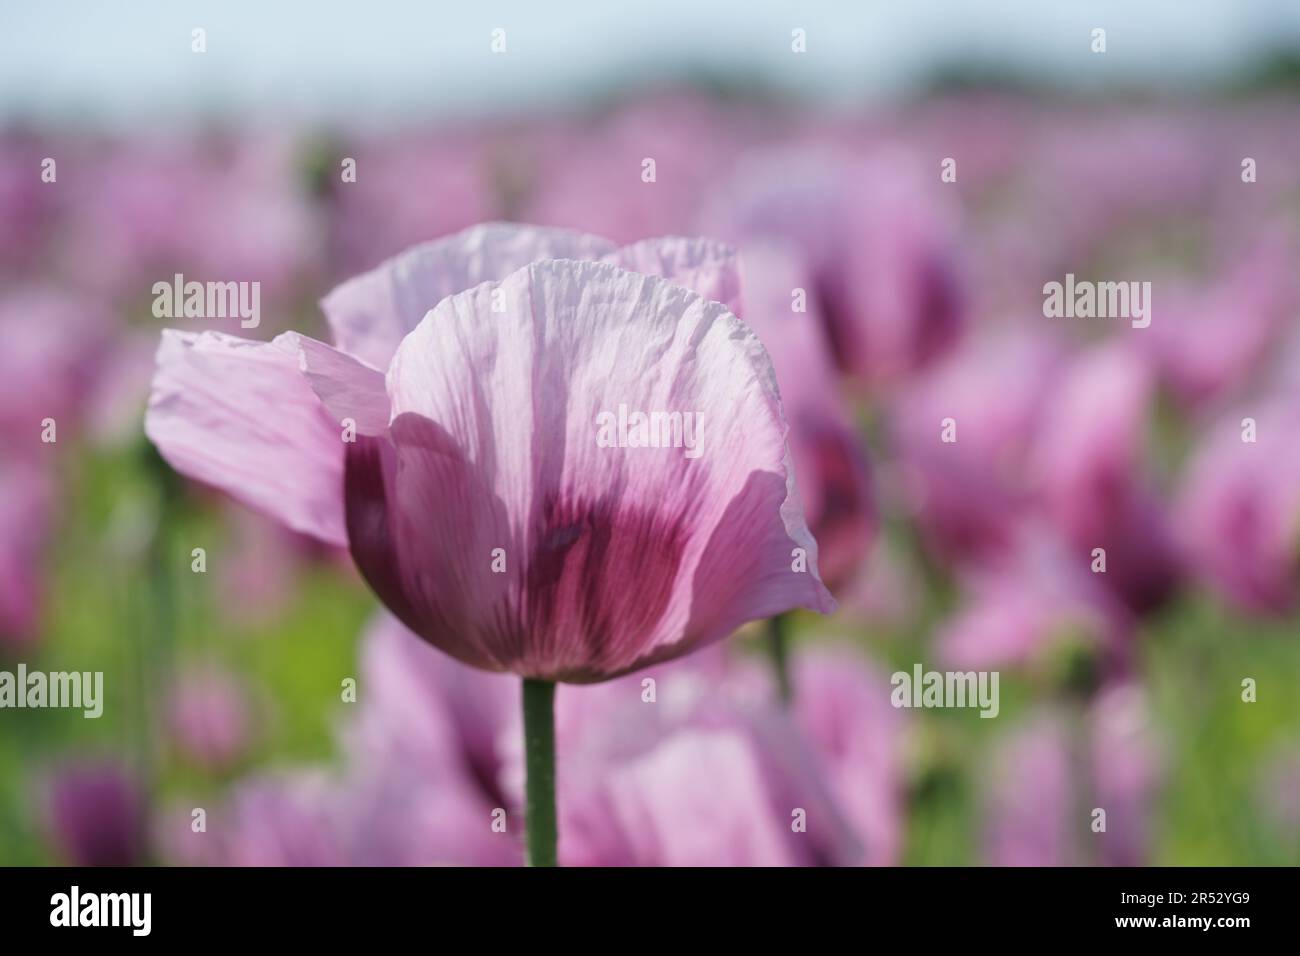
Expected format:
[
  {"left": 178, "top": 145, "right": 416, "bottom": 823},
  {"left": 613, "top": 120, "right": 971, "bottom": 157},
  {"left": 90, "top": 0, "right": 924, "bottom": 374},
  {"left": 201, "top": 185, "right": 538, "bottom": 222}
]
[
  {"left": 792, "top": 650, "right": 907, "bottom": 866},
  {"left": 561, "top": 729, "right": 799, "bottom": 866},
  {"left": 320, "top": 222, "right": 616, "bottom": 370},
  {"left": 291, "top": 333, "right": 390, "bottom": 436},
  {"left": 602, "top": 236, "right": 742, "bottom": 314},
  {"left": 344, "top": 612, "right": 515, "bottom": 797},
  {"left": 144, "top": 330, "right": 347, "bottom": 546},
  {"left": 209, "top": 772, "right": 349, "bottom": 867}
]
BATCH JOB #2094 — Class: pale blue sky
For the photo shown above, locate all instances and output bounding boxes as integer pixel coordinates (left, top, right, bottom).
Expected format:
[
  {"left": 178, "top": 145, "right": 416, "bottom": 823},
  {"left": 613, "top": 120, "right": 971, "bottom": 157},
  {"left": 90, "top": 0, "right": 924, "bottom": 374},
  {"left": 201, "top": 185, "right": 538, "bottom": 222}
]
[{"left": 4, "top": 0, "right": 1299, "bottom": 128}]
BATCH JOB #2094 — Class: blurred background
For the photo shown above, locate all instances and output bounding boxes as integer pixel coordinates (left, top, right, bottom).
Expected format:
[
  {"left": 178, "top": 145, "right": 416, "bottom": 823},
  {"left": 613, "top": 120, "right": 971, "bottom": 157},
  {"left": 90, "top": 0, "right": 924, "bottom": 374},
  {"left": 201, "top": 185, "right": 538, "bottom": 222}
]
[{"left": 1, "top": 0, "right": 1299, "bottom": 865}]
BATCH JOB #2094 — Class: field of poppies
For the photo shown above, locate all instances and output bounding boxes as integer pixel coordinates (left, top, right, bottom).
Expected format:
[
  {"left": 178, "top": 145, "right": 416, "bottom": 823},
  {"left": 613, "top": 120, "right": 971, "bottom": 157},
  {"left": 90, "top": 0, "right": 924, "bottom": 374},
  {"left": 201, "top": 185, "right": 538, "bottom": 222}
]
[{"left": 1, "top": 87, "right": 1298, "bottom": 867}]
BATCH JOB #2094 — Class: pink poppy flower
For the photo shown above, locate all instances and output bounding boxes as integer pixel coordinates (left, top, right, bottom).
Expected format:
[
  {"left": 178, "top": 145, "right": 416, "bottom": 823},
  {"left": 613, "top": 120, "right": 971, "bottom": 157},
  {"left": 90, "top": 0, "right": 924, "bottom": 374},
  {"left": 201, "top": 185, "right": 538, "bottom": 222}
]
[
  {"left": 1089, "top": 683, "right": 1163, "bottom": 867},
  {"left": 0, "top": 287, "right": 111, "bottom": 647},
  {"left": 937, "top": 527, "right": 1131, "bottom": 673},
  {"left": 984, "top": 717, "right": 1074, "bottom": 866},
  {"left": 557, "top": 724, "right": 808, "bottom": 866},
  {"left": 1177, "top": 394, "right": 1300, "bottom": 613},
  {"left": 0, "top": 134, "right": 60, "bottom": 277},
  {"left": 146, "top": 224, "right": 617, "bottom": 548},
  {"left": 1139, "top": 225, "right": 1300, "bottom": 410},
  {"left": 60, "top": 134, "right": 317, "bottom": 311},
  {"left": 787, "top": 649, "right": 907, "bottom": 866},
  {"left": 735, "top": 243, "right": 874, "bottom": 594},
  {"left": 0, "top": 286, "right": 112, "bottom": 448},
  {"left": 704, "top": 146, "right": 966, "bottom": 386},
  {"left": 164, "top": 663, "right": 254, "bottom": 772},
  {"left": 888, "top": 329, "right": 1065, "bottom": 566},
  {"left": 220, "top": 614, "right": 904, "bottom": 867},
  {"left": 165, "top": 617, "right": 519, "bottom": 868},
  {"left": 328, "top": 132, "right": 500, "bottom": 275},
  {"left": 577, "top": 235, "right": 872, "bottom": 591},
  {"left": 341, "top": 610, "right": 516, "bottom": 815},
  {"left": 1031, "top": 345, "right": 1183, "bottom": 614},
  {"left": 343, "top": 264, "right": 831, "bottom": 680},
  {"left": 540, "top": 648, "right": 895, "bottom": 867},
  {"left": 148, "top": 222, "right": 834, "bottom": 866},
  {"left": 321, "top": 221, "right": 618, "bottom": 371},
  {"left": 162, "top": 772, "right": 348, "bottom": 867},
  {"left": 522, "top": 94, "right": 752, "bottom": 245},
  {"left": 984, "top": 686, "right": 1160, "bottom": 866},
  {"left": 146, "top": 222, "right": 833, "bottom": 683}
]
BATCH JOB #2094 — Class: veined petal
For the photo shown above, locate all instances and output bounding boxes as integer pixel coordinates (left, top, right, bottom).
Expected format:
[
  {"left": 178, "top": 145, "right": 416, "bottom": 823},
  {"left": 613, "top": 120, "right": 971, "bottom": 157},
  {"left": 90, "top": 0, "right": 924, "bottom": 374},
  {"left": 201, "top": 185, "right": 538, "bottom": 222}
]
[
  {"left": 320, "top": 222, "right": 617, "bottom": 370},
  {"left": 290, "top": 332, "right": 390, "bottom": 436},
  {"left": 145, "top": 330, "right": 347, "bottom": 546},
  {"left": 349, "top": 258, "right": 833, "bottom": 682},
  {"left": 602, "top": 236, "right": 742, "bottom": 314}
]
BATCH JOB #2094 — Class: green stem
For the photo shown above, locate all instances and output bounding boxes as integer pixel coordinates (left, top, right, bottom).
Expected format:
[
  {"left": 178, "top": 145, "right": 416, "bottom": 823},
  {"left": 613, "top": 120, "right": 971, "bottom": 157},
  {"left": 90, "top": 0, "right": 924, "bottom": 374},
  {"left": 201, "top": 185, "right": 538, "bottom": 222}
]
[
  {"left": 522, "top": 678, "right": 557, "bottom": 867},
  {"left": 766, "top": 614, "right": 794, "bottom": 705}
]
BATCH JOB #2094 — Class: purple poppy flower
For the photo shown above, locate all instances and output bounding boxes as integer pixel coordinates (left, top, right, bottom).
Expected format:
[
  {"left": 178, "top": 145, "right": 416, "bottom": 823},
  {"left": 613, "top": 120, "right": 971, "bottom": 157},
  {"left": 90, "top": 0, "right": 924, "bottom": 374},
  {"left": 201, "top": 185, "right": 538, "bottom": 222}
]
[
  {"left": 1178, "top": 394, "right": 1300, "bottom": 613},
  {"left": 165, "top": 664, "right": 254, "bottom": 772},
  {"left": 985, "top": 685, "right": 1160, "bottom": 866},
  {"left": 736, "top": 243, "right": 874, "bottom": 593},
  {"left": 1032, "top": 345, "right": 1183, "bottom": 614},
  {"left": 704, "top": 146, "right": 966, "bottom": 386},
  {"left": 44, "top": 760, "right": 147, "bottom": 867},
  {"left": 147, "top": 222, "right": 833, "bottom": 683}
]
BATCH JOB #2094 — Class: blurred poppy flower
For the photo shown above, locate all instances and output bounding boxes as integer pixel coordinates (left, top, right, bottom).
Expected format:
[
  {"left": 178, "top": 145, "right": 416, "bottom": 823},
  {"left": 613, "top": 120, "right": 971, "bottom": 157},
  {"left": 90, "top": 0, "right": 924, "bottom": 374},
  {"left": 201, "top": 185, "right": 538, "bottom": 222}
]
[
  {"left": 1032, "top": 345, "right": 1183, "bottom": 614},
  {"left": 523, "top": 94, "right": 752, "bottom": 245},
  {"left": 735, "top": 243, "right": 874, "bottom": 593},
  {"left": 175, "top": 615, "right": 904, "bottom": 867},
  {"left": 937, "top": 527, "right": 1131, "bottom": 674},
  {"left": 705, "top": 146, "right": 965, "bottom": 387},
  {"left": 0, "top": 461, "right": 52, "bottom": 648},
  {"left": 1178, "top": 394, "right": 1300, "bottom": 613},
  {"left": 44, "top": 760, "right": 147, "bottom": 867},
  {"left": 165, "top": 664, "right": 254, "bottom": 772},
  {"left": 888, "top": 329, "right": 1064, "bottom": 566},
  {"left": 984, "top": 684, "right": 1161, "bottom": 866}
]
